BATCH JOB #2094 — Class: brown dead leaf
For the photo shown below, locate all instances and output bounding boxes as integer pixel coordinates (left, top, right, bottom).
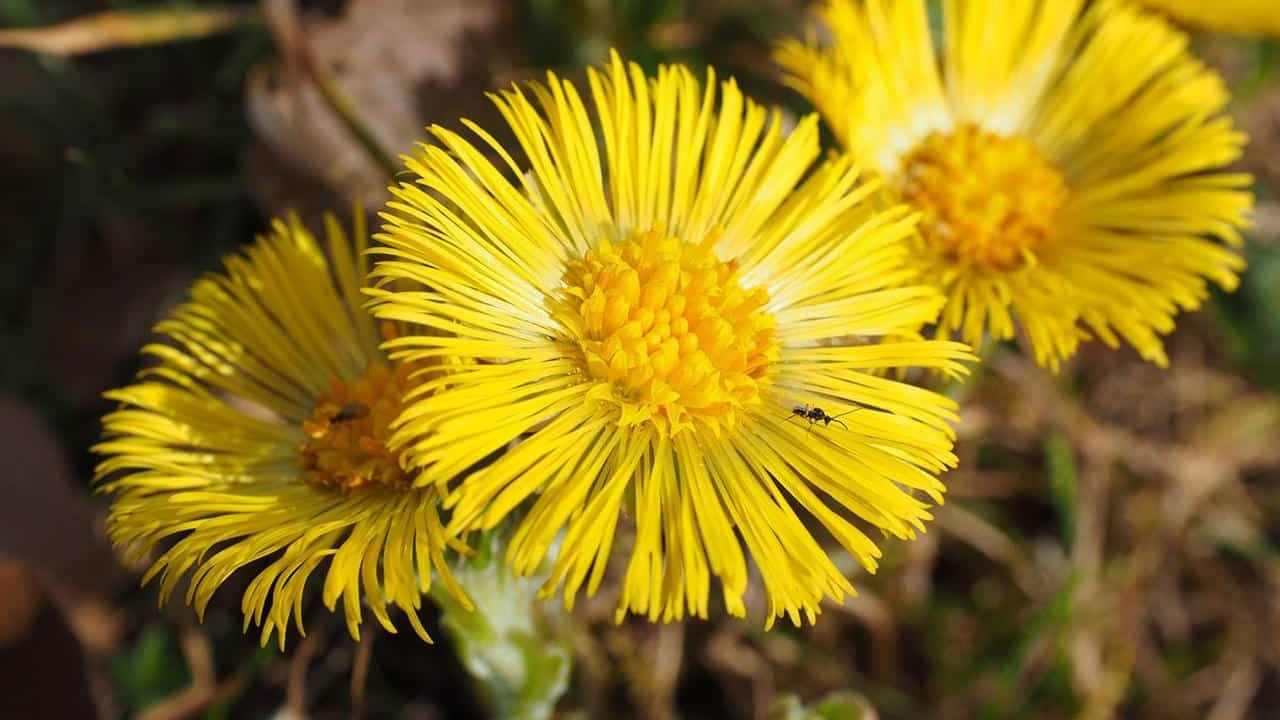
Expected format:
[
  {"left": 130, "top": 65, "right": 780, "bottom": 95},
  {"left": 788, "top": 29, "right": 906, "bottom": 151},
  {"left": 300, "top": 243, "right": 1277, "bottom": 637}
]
[
  {"left": 0, "top": 561, "right": 42, "bottom": 647},
  {"left": 246, "top": 0, "right": 512, "bottom": 216},
  {"left": 0, "top": 397, "right": 118, "bottom": 716},
  {"left": 0, "top": 7, "right": 254, "bottom": 56},
  {"left": 0, "top": 598, "right": 98, "bottom": 719},
  {"left": 0, "top": 394, "right": 124, "bottom": 597}
]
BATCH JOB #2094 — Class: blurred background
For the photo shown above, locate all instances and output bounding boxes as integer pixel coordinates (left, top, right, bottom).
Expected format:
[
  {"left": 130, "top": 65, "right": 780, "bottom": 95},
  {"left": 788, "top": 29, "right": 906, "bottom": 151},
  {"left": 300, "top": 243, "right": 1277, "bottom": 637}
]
[{"left": 1, "top": 1, "right": 1279, "bottom": 718}]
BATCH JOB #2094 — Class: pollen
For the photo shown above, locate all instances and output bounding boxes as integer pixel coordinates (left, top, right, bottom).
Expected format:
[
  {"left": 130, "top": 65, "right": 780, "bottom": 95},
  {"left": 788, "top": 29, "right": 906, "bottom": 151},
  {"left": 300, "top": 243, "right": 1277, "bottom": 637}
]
[
  {"left": 299, "top": 359, "right": 417, "bottom": 492},
  {"left": 560, "top": 230, "right": 778, "bottom": 435},
  {"left": 900, "top": 124, "right": 1068, "bottom": 272}
]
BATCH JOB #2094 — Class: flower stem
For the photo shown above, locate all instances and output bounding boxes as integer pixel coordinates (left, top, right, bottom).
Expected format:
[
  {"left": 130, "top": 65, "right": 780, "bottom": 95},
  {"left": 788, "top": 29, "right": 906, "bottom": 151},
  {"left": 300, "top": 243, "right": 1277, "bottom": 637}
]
[{"left": 432, "top": 531, "right": 571, "bottom": 720}]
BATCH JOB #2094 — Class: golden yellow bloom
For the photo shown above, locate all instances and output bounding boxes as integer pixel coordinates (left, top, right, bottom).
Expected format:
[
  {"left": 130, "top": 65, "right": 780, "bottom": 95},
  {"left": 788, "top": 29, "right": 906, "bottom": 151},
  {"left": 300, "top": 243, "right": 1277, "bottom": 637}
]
[
  {"left": 95, "top": 214, "right": 471, "bottom": 649},
  {"left": 368, "top": 53, "right": 973, "bottom": 627},
  {"left": 778, "top": 0, "right": 1253, "bottom": 370},
  {"left": 1137, "top": 0, "right": 1280, "bottom": 36}
]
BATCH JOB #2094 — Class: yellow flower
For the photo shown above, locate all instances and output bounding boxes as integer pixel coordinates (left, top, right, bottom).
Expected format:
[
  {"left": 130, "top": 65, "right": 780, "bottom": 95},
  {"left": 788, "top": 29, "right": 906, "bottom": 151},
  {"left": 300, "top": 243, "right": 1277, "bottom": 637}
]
[
  {"left": 1137, "top": 0, "right": 1280, "bottom": 36},
  {"left": 95, "top": 214, "right": 471, "bottom": 649},
  {"left": 777, "top": 0, "right": 1253, "bottom": 370},
  {"left": 368, "top": 53, "right": 973, "bottom": 627}
]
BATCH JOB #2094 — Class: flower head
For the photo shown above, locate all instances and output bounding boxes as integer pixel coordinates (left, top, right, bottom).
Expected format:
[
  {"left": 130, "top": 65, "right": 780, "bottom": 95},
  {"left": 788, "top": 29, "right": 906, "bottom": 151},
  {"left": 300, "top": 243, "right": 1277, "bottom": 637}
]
[
  {"left": 95, "top": 214, "right": 471, "bottom": 649},
  {"left": 778, "top": 0, "right": 1253, "bottom": 370},
  {"left": 1137, "top": 0, "right": 1280, "bottom": 36},
  {"left": 368, "top": 53, "right": 972, "bottom": 626}
]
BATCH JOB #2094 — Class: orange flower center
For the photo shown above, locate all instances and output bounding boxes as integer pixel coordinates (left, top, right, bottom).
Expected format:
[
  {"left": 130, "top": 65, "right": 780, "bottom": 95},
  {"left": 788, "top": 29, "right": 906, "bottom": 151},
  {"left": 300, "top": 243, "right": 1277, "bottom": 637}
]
[
  {"left": 299, "top": 360, "right": 416, "bottom": 491},
  {"left": 560, "top": 230, "right": 778, "bottom": 435},
  {"left": 900, "top": 124, "right": 1068, "bottom": 272}
]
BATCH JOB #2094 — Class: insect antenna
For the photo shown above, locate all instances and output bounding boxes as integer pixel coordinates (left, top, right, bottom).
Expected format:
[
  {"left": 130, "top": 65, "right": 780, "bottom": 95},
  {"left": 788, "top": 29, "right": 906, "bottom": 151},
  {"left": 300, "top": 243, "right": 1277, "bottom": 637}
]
[{"left": 829, "top": 406, "right": 865, "bottom": 430}]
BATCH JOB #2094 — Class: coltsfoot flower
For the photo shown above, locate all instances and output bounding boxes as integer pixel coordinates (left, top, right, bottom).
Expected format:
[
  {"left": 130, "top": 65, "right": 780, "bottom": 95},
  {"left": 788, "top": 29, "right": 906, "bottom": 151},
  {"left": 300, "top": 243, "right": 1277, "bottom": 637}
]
[
  {"left": 778, "top": 0, "right": 1253, "bottom": 370},
  {"left": 368, "top": 53, "right": 973, "bottom": 627},
  {"left": 96, "top": 214, "right": 471, "bottom": 648}
]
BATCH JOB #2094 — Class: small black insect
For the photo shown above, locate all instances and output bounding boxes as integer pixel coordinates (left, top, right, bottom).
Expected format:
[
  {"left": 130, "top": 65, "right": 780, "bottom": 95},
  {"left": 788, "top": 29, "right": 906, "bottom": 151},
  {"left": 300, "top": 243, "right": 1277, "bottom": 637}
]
[
  {"left": 786, "top": 403, "right": 861, "bottom": 431},
  {"left": 331, "top": 402, "right": 370, "bottom": 423}
]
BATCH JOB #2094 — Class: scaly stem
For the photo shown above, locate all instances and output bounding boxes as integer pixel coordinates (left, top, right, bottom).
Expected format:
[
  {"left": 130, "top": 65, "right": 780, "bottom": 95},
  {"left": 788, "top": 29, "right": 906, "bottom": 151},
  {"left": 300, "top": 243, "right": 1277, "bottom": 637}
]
[{"left": 432, "top": 531, "right": 571, "bottom": 720}]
